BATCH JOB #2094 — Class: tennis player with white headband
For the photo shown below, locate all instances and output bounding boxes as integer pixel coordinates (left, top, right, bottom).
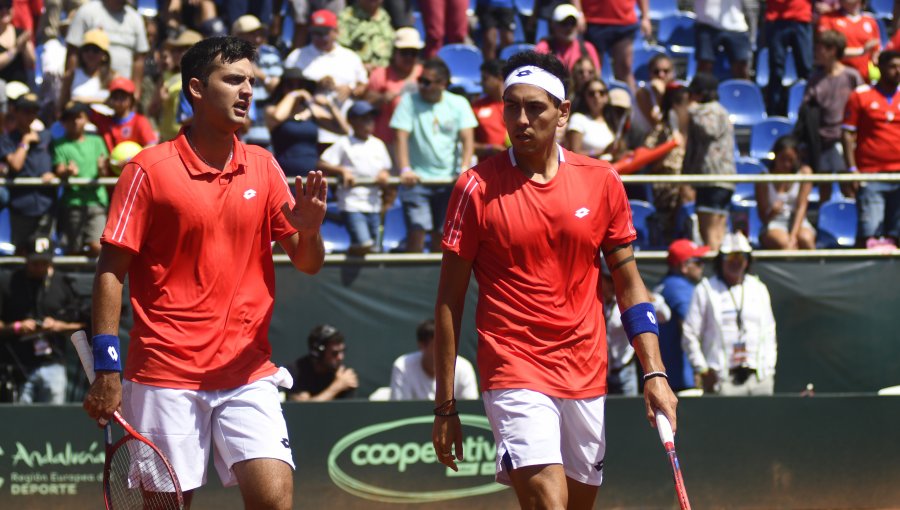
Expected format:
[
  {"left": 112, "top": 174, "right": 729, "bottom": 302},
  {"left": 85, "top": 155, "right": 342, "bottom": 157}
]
[{"left": 433, "top": 51, "right": 679, "bottom": 509}]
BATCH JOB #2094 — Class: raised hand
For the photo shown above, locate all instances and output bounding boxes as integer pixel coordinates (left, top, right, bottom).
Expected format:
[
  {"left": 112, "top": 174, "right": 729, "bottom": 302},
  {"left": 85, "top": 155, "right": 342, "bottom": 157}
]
[{"left": 281, "top": 171, "right": 327, "bottom": 232}]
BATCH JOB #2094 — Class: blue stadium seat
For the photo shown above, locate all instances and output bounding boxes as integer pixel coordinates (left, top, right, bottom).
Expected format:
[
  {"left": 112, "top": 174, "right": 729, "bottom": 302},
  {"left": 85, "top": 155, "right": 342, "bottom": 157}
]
[
  {"left": 755, "top": 47, "right": 799, "bottom": 88},
  {"left": 869, "top": 0, "right": 894, "bottom": 19},
  {"left": 647, "top": 0, "right": 680, "bottom": 20},
  {"left": 0, "top": 208, "right": 13, "bottom": 255},
  {"left": 437, "top": 44, "right": 484, "bottom": 86},
  {"left": 817, "top": 199, "right": 858, "bottom": 248},
  {"left": 34, "top": 44, "right": 44, "bottom": 86},
  {"left": 499, "top": 43, "right": 536, "bottom": 61},
  {"left": 749, "top": 116, "right": 794, "bottom": 161},
  {"left": 282, "top": 9, "right": 295, "bottom": 47},
  {"left": 136, "top": 0, "right": 158, "bottom": 16},
  {"left": 633, "top": 45, "right": 668, "bottom": 82},
  {"left": 731, "top": 203, "right": 763, "bottom": 247},
  {"left": 413, "top": 11, "right": 426, "bottom": 43},
  {"left": 534, "top": 18, "right": 549, "bottom": 42},
  {"left": 600, "top": 51, "right": 613, "bottom": 82},
  {"left": 629, "top": 200, "right": 656, "bottom": 250},
  {"left": 514, "top": 0, "right": 535, "bottom": 16},
  {"left": 658, "top": 13, "right": 696, "bottom": 53},
  {"left": 674, "top": 201, "right": 696, "bottom": 240},
  {"left": 875, "top": 16, "right": 889, "bottom": 46},
  {"left": 734, "top": 158, "right": 765, "bottom": 204},
  {"left": 381, "top": 206, "right": 407, "bottom": 253},
  {"left": 787, "top": 80, "right": 806, "bottom": 122},
  {"left": 718, "top": 79, "right": 767, "bottom": 129},
  {"left": 321, "top": 218, "right": 351, "bottom": 253}
]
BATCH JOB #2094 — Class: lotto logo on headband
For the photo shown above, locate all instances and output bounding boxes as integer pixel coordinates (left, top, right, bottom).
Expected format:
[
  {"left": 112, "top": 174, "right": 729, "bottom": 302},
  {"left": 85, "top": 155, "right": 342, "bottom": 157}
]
[
  {"left": 516, "top": 70, "right": 532, "bottom": 77},
  {"left": 504, "top": 66, "right": 565, "bottom": 102}
]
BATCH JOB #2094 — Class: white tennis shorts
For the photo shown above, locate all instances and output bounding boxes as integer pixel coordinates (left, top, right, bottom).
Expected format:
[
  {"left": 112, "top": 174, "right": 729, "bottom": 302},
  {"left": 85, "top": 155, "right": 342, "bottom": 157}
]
[
  {"left": 482, "top": 388, "right": 606, "bottom": 487},
  {"left": 121, "top": 367, "right": 296, "bottom": 491}
]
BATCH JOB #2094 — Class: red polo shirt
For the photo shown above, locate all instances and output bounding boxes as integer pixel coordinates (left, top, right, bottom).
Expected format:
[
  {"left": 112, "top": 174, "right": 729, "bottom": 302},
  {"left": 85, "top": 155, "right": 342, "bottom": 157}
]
[
  {"left": 102, "top": 129, "right": 298, "bottom": 390},
  {"left": 818, "top": 12, "right": 880, "bottom": 81},
  {"left": 765, "top": 0, "right": 812, "bottom": 23},
  {"left": 843, "top": 85, "right": 900, "bottom": 173},
  {"left": 471, "top": 97, "right": 507, "bottom": 147},
  {"left": 583, "top": 0, "right": 638, "bottom": 26}
]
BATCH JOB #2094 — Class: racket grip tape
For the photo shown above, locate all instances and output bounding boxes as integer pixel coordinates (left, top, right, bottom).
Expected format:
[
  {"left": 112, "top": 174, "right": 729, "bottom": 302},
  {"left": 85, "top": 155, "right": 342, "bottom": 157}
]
[
  {"left": 70, "top": 330, "right": 96, "bottom": 383},
  {"left": 655, "top": 410, "right": 675, "bottom": 447}
]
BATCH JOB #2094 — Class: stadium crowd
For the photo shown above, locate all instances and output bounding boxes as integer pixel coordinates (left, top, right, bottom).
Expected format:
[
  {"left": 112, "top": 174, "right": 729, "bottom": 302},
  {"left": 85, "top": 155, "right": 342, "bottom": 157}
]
[{"left": 0, "top": 0, "right": 899, "bottom": 403}]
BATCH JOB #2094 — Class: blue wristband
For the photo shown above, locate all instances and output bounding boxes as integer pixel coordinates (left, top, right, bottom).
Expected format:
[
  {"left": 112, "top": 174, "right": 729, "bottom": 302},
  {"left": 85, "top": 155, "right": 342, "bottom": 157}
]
[
  {"left": 621, "top": 302, "right": 659, "bottom": 345},
  {"left": 92, "top": 334, "right": 122, "bottom": 372}
]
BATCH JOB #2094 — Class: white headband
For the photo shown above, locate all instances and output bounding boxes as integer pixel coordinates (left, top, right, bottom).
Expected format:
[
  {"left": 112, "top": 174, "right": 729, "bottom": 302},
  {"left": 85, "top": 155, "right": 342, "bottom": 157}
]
[{"left": 503, "top": 66, "right": 566, "bottom": 102}]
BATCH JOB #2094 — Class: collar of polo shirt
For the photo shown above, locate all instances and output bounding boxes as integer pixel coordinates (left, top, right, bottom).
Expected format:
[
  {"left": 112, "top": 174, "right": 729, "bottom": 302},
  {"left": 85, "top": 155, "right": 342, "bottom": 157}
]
[{"left": 175, "top": 128, "right": 246, "bottom": 176}]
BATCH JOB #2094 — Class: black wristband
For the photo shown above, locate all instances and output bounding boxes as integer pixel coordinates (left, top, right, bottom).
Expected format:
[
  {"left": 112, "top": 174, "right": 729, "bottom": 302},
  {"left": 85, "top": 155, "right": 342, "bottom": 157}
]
[{"left": 643, "top": 371, "right": 668, "bottom": 382}]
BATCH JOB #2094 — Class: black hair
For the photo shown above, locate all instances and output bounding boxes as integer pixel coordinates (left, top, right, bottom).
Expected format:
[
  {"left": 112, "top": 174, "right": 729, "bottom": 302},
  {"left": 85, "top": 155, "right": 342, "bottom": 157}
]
[
  {"left": 181, "top": 36, "right": 257, "bottom": 106},
  {"left": 648, "top": 53, "right": 672, "bottom": 71},
  {"left": 573, "top": 78, "right": 615, "bottom": 128},
  {"left": 688, "top": 72, "right": 719, "bottom": 103},
  {"left": 480, "top": 59, "right": 505, "bottom": 78},
  {"left": 878, "top": 49, "right": 900, "bottom": 68},
  {"left": 660, "top": 85, "right": 690, "bottom": 122},
  {"left": 502, "top": 51, "right": 569, "bottom": 106},
  {"left": 416, "top": 319, "right": 435, "bottom": 344},
  {"left": 308, "top": 324, "right": 344, "bottom": 357},
  {"left": 816, "top": 30, "right": 846, "bottom": 59},
  {"left": 422, "top": 57, "right": 451, "bottom": 85}
]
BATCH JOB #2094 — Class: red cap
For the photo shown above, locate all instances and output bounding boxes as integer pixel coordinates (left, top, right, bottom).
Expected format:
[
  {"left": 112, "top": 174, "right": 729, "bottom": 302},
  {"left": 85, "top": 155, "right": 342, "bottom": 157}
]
[
  {"left": 667, "top": 239, "right": 710, "bottom": 266},
  {"left": 109, "top": 76, "right": 136, "bottom": 95},
  {"left": 310, "top": 9, "right": 338, "bottom": 28}
]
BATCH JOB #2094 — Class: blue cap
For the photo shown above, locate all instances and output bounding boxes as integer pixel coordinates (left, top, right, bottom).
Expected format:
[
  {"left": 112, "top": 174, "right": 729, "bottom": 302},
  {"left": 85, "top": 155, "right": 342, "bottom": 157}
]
[{"left": 348, "top": 100, "right": 377, "bottom": 117}]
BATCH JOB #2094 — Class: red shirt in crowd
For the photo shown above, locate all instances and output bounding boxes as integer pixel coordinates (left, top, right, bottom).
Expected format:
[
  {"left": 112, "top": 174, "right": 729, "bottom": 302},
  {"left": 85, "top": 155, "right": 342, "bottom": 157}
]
[
  {"left": 367, "top": 63, "right": 422, "bottom": 144},
  {"left": 12, "top": 0, "right": 41, "bottom": 34},
  {"left": 102, "top": 129, "right": 298, "bottom": 390},
  {"left": 92, "top": 111, "right": 158, "bottom": 152},
  {"left": 843, "top": 85, "right": 900, "bottom": 173},
  {"left": 582, "top": 0, "right": 638, "bottom": 26},
  {"left": 818, "top": 12, "right": 881, "bottom": 81},
  {"left": 534, "top": 38, "right": 601, "bottom": 72},
  {"left": 471, "top": 96, "right": 507, "bottom": 148},
  {"left": 765, "top": 0, "right": 813, "bottom": 23},
  {"left": 442, "top": 147, "right": 637, "bottom": 399}
]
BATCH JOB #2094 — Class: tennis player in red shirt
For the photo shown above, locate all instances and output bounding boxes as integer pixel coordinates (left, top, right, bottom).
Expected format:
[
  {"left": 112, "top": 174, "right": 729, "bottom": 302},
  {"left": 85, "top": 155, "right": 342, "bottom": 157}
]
[
  {"left": 82, "top": 37, "right": 327, "bottom": 509},
  {"left": 432, "top": 51, "right": 679, "bottom": 509}
]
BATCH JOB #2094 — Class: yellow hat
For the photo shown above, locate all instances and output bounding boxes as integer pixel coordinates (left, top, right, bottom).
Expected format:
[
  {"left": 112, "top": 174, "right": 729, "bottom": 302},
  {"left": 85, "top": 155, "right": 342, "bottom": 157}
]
[
  {"left": 165, "top": 29, "right": 203, "bottom": 48},
  {"left": 81, "top": 29, "right": 110, "bottom": 53},
  {"left": 231, "top": 15, "right": 263, "bottom": 35}
]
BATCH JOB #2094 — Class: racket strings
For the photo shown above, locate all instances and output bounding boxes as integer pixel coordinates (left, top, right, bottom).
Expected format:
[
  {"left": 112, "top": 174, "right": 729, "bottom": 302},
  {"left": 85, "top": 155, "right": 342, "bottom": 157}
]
[{"left": 107, "top": 438, "right": 183, "bottom": 510}]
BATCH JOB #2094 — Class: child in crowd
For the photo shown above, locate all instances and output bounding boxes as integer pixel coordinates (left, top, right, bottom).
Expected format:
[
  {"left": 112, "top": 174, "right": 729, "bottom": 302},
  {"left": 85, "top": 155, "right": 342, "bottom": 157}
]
[
  {"left": 53, "top": 101, "right": 109, "bottom": 256},
  {"left": 318, "top": 101, "right": 392, "bottom": 255},
  {"left": 91, "top": 77, "right": 158, "bottom": 152}
]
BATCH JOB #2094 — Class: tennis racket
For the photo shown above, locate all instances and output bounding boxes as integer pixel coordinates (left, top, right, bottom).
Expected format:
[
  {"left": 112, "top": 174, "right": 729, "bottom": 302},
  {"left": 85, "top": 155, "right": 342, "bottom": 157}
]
[
  {"left": 71, "top": 330, "right": 185, "bottom": 510},
  {"left": 655, "top": 410, "right": 691, "bottom": 510}
]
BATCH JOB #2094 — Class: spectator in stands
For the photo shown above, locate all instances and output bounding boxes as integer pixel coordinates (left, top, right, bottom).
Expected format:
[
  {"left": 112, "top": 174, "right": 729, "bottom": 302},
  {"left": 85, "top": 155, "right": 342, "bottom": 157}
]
[
  {"left": 570, "top": 55, "right": 598, "bottom": 99},
  {"left": 843, "top": 50, "right": 900, "bottom": 251},
  {"left": 682, "top": 73, "right": 735, "bottom": 252},
  {"left": 338, "top": 0, "right": 395, "bottom": 71},
  {"left": 476, "top": 0, "right": 516, "bottom": 62},
  {"left": 632, "top": 54, "right": 676, "bottom": 145},
  {"left": 288, "top": 0, "right": 347, "bottom": 50},
  {"left": 1, "top": 236, "right": 87, "bottom": 403},
  {"left": 0, "top": 0, "right": 35, "bottom": 86},
  {"left": 65, "top": 0, "right": 149, "bottom": 97},
  {"left": 61, "top": 28, "right": 114, "bottom": 107},
  {"left": 287, "top": 324, "right": 358, "bottom": 401},
  {"left": 601, "top": 259, "right": 670, "bottom": 395},
  {"left": 645, "top": 84, "right": 692, "bottom": 245},
  {"left": 797, "top": 30, "right": 862, "bottom": 203},
  {"left": 389, "top": 318, "right": 478, "bottom": 400},
  {"left": 152, "top": 29, "right": 202, "bottom": 143},
  {"left": 764, "top": 0, "right": 813, "bottom": 115},
  {"left": 390, "top": 57, "right": 477, "bottom": 252},
  {"left": 756, "top": 135, "right": 816, "bottom": 250},
  {"left": 36, "top": 10, "right": 69, "bottom": 121},
  {"left": 564, "top": 78, "right": 617, "bottom": 159},
  {"left": 318, "top": 101, "right": 392, "bottom": 254},
  {"left": 266, "top": 67, "right": 349, "bottom": 178},
  {"left": 682, "top": 232, "right": 777, "bottom": 396},
  {"left": 816, "top": 0, "right": 880, "bottom": 83},
  {"left": 694, "top": 0, "right": 752, "bottom": 80},
  {"left": 366, "top": 27, "right": 424, "bottom": 146},
  {"left": 231, "top": 15, "right": 282, "bottom": 103},
  {"left": 285, "top": 9, "right": 368, "bottom": 112},
  {"left": 534, "top": 4, "right": 600, "bottom": 72},
  {"left": 1, "top": 92, "right": 54, "bottom": 254},
  {"left": 577, "top": 0, "right": 652, "bottom": 92},
  {"left": 38, "top": 0, "right": 86, "bottom": 47},
  {"left": 163, "top": 0, "right": 218, "bottom": 35},
  {"left": 653, "top": 240, "right": 709, "bottom": 392},
  {"left": 53, "top": 101, "right": 109, "bottom": 256},
  {"left": 420, "top": 0, "right": 468, "bottom": 58},
  {"left": 91, "top": 77, "right": 157, "bottom": 152},
  {"left": 472, "top": 59, "right": 507, "bottom": 160}
]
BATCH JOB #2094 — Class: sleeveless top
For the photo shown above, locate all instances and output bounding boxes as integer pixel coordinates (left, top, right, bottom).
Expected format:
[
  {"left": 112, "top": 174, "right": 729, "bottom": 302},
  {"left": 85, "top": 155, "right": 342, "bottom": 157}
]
[{"left": 271, "top": 115, "right": 319, "bottom": 177}]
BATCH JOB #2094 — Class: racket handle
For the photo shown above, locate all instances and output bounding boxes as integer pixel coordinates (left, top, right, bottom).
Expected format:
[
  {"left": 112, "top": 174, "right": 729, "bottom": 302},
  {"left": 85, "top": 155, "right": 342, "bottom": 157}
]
[
  {"left": 655, "top": 410, "right": 675, "bottom": 447},
  {"left": 70, "top": 330, "right": 96, "bottom": 383}
]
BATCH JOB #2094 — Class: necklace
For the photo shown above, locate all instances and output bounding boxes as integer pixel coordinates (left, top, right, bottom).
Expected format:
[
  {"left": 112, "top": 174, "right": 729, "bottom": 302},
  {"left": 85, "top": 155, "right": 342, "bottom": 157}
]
[{"left": 187, "top": 129, "right": 233, "bottom": 169}]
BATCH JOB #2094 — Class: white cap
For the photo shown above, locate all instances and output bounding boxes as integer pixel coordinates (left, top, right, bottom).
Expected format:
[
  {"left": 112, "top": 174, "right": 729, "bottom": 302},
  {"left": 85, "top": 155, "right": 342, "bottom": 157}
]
[
  {"left": 552, "top": 4, "right": 581, "bottom": 23},
  {"left": 719, "top": 232, "right": 753, "bottom": 254}
]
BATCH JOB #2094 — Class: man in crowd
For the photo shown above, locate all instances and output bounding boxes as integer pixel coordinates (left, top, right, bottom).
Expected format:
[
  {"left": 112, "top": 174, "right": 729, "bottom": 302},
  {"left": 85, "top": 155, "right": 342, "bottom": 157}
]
[
  {"left": 390, "top": 57, "right": 476, "bottom": 252},
  {"left": 534, "top": 4, "right": 601, "bottom": 72},
  {"left": 338, "top": 0, "right": 396, "bottom": 71},
  {"left": 287, "top": 324, "right": 358, "bottom": 401},
  {"left": 694, "top": 0, "right": 752, "bottom": 79},
  {"left": 366, "top": 27, "right": 423, "bottom": 146},
  {"left": 576, "top": 0, "right": 653, "bottom": 92},
  {"left": 764, "top": 0, "right": 813, "bottom": 115},
  {"left": 817, "top": 0, "right": 881, "bottom": 83},
  {"left": 472, "top": 59, "right": 508, "bottom": 161},
  {"left": 390, "top": 318, "right": 478, "bottom": 401}
]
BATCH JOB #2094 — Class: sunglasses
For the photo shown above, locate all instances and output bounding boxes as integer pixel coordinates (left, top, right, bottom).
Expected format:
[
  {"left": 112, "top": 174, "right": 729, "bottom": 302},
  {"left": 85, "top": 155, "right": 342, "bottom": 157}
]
[
  {"left": 397, "top": 49, "right": 418, "bottom": 57},
  {"left": 418, "top": 77, "right": 441, "bottom": 87},
  {"left": 587, "top": 88, "right": 607, "bottom": 97},
  {"left": 687, "top": 257, "right": 705, "bottom": 266}
]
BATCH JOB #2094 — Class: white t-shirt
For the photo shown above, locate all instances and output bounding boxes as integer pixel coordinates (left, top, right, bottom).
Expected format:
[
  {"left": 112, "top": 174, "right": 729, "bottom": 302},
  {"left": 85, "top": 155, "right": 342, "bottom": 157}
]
[
  {"left": 71, "top": 67, "right": 109, "bottom": 103},
  {"left": 320, "top": 134, "right": 392, "bottom": 213},
  {"left": 66, "top": 2, "right": 149, "bottom": 79},
  {"left": 284, "top": 43, "right": 368, "bottom": 89},
  {"left": 694, "top": 0, "right": 749, "bottom": 32},
  {"left": 566, "top": 112, "right": 615, "bottom": 157},
  {"left": 389, "top": 351, "right": 479, "bottom": 401}
]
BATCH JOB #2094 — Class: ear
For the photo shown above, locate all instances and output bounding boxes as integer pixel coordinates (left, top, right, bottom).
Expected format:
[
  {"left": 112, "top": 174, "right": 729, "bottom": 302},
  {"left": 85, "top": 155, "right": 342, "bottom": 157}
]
[
  {"left": 557, "top": 99, "right": 572, "bottom": 128},
  {"left": 188, "top": 76, "right": 204, "bottom": 106}
]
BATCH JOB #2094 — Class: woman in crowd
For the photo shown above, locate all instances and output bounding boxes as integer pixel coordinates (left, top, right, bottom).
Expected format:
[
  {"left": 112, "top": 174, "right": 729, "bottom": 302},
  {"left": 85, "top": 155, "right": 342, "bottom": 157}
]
[
  {"left": 564, "top": 78, "right": 621, "bottom": 159},
  {"left": 570, "top": 56, "right": 597, "bottom": 100},
  {"left": 63, "top": 28, "right": 115, "bottom": 106},
  {"left": 632, "top": 53, "right": 676, "bottom": 145},
  {"left": 756, "top": 135, "right": 816, "bottom": 250},
  {"left": 0, "top": 1, "right": 34, "bottom": 86},
  {"left": 265, "top": 68, "right": 349, "bottom": 178}
]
